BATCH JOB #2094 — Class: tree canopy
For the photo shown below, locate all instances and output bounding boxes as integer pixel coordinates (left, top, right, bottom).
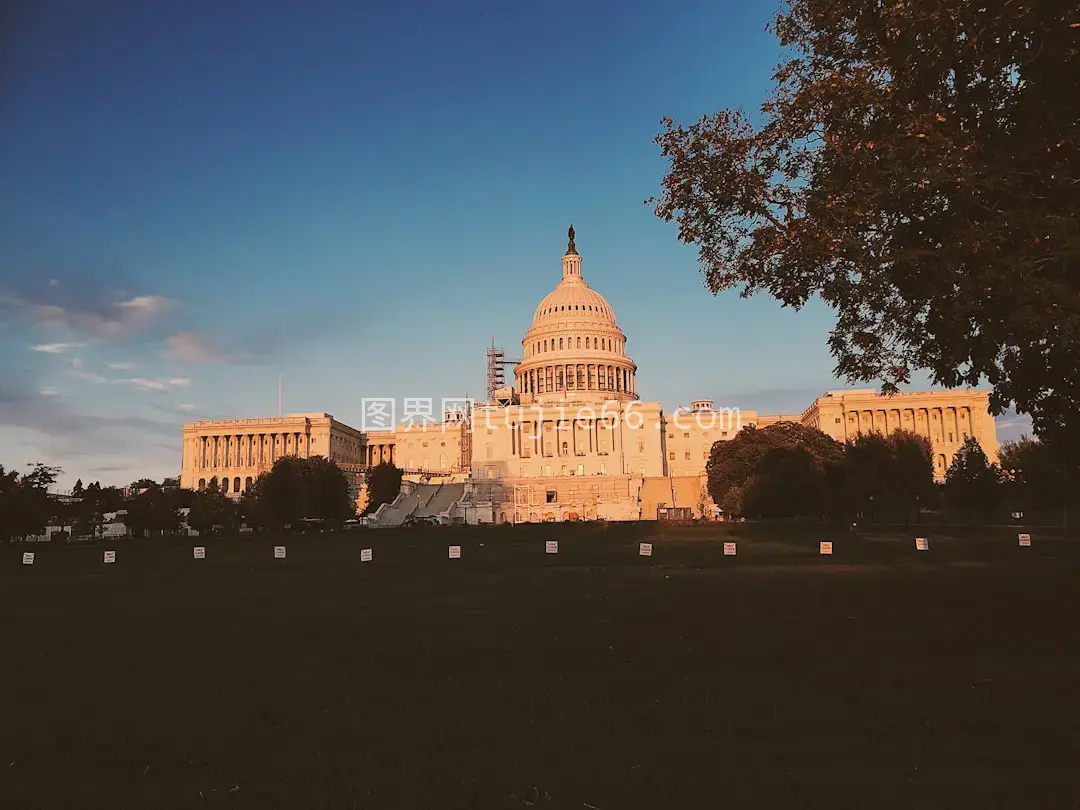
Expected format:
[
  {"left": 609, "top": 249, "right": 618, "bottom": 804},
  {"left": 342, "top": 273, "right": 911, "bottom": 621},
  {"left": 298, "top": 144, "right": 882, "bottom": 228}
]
[
  {"left": 651, "top": 0, "right": 1079, "bottom": 443},
  {"left": 240, "top": 456, "right": 354, "bottom": 529},
  {"left": 364, "top": 462, "right": 404, "bottom": 516},
  {"left": 706, "top": 422, "right": 844, "bottom": 518},
  {"left": 0, "top": 463, "right": 61, "bottom": 542},
  {"left": 944, "top": 436, "right": 1003, "bottom": 517},
  {"left": 707, "top": 422, "right": 937, "bottom": 521}
]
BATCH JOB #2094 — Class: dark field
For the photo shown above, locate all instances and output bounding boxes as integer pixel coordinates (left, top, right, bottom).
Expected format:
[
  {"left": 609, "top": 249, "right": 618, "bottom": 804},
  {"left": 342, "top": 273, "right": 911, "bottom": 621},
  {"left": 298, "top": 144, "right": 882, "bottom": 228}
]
[{"left": 2, "top": 523, "right": 1079, "bottom": 809}]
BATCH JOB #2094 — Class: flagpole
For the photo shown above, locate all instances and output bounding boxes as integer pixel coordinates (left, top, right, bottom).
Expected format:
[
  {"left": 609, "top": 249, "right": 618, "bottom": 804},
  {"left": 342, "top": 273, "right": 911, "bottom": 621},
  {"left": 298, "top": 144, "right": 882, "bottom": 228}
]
[{"left": 278, "top": 369, "right": 283, "bottom": 418}]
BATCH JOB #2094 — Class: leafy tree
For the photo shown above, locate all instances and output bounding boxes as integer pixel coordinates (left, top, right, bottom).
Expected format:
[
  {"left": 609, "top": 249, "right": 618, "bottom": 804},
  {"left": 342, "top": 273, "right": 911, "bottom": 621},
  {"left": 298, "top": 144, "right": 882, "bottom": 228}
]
[
  {"left": 0, "top": 463, "right": 62, "bottom": 541},
  {"left": 244, "top": 455, "right": 354, "bottom": 529},
  {"left": 889, "top": 431, "right": 936, "bottom": 524},
  {"left": 300, "top": 455, "right": 354, "bottom": 525},
  {"left": 187, "top": 478, "right": 237, "bottom": 534},
  {"left": 999, "top": 434, "right": 1076, "bottom": 526},
  {"left": 651, "top": 0, "right": 1079, "bottom": 441},
  {"left": 841, "top": 432, "right": 895, "bottom": 520},
  {"left": 706, "top": 422, "right": 843, "bottom": 516},
  {"left": 122, "top": 484, "right": 181, "bottom": 537},
  {"left": 71, "top": 478, "right": 84, "bottom": 498},
  {"left": 364, "top": 462, "right": 404, "bottom": 516},
  {"left": 259, "top": 457, "right": 307, "bottom": 528},
  {"left": 944, "top": 437, "right": 1003, "bottom": 519},
  {"left": 838, "top": 430, "right": 934, "bottom": 523},
  {"left": 745, "top": 445, "right": 828, "bottom": 519}
]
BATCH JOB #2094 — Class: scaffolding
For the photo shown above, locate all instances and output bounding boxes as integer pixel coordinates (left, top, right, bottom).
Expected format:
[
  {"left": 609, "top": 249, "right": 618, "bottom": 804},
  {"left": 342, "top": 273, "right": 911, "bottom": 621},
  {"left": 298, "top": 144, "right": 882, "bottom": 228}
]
[{"left": 486, "top": 337, "right": 522, "bottom": 403}]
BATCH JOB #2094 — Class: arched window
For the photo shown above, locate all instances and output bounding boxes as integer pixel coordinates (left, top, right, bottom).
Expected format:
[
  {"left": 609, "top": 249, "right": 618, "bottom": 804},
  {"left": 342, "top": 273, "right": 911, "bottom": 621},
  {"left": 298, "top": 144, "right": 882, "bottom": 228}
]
[
  {"left": 234, "top": 476, "right": 241, "bottom": 493},
  {"left": 576, "top": 337, "right": 581, "bottom": 349},
  {"left": 559, "top": 337, "right": 564, "bottom": 349},
  {"left": 245, "top": 476, "right": 253, "bottom": 489},
  {"left": 585, "top": 337, "right": 590, "bottom": 349},
  {"left": 198, "top": 478, "right": 206, "bottom": 490},
  {"left": 223, "top": 477, "right": 230, "bottom": 494},
  {"left": 562, "top": 441, "right": 569, "bottom": 455}
]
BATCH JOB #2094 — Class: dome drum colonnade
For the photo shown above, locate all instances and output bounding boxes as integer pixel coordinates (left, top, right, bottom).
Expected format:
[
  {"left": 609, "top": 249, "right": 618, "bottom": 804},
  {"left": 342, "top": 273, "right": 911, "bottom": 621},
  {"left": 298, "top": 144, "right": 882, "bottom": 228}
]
[{"left": 514, "top": 226, "right": 638, "bottom": 402}]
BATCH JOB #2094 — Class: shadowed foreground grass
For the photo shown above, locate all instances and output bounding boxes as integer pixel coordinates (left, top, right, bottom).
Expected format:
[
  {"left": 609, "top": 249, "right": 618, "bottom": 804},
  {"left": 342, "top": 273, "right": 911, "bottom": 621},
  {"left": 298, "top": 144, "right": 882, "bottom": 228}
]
[{"left": 2, "top": 522, "right": 1079, "bottom": 808}]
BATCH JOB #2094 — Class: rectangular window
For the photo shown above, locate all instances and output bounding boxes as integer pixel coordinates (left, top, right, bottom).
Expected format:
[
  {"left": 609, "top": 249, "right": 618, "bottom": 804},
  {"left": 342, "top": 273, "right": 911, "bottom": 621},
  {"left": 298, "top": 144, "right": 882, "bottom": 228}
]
[
  {"left": 835, "top": 417, "right": 841, "bottom": 424},
  {"left": 546, "top": 490, "right": 557, "bottom": 503},
  {"left": 683, "top": 432, "right": 689, "bottom": 439},
  {"left": 948, "top": 432, "right": 953, "bottom": 442},
  {"left": 669, "top": 452, "right": 675, "bottom": 461},
  {"left": 684, "top": 452, "right": 691, "bottom": 460}
]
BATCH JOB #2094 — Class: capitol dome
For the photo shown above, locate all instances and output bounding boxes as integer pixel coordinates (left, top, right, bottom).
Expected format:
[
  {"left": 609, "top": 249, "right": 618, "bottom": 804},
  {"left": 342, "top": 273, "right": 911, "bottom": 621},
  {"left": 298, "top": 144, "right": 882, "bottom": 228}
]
[{"left": 515, "top": 226, "right": 638, "bottom": 404}]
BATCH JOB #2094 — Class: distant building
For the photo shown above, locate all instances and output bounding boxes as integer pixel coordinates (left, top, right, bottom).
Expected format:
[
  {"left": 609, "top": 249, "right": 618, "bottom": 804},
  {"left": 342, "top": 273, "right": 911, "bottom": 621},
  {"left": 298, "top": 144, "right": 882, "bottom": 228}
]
[{"left": 179, "top": 413, "right": 364, "bottom": 496}]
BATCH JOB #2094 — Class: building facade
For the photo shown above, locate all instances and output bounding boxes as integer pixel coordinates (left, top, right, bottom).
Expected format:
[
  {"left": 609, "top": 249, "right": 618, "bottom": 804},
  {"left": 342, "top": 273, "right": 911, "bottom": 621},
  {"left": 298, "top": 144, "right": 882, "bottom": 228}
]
[
  {"left": 179, "top": 412, "right": 365, "bottom": 495},
  {"left": 178, "top": 228, "right": 1002, "bottom": 519}
]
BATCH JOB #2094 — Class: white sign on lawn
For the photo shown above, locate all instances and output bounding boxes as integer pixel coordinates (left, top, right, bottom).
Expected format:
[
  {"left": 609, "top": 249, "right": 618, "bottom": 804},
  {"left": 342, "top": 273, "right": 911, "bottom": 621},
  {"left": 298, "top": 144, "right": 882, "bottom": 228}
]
[
  {"left": 449, "top": 545, "right": 462, "bottom": 559},
  {"left": 819, "top": 542, "right": 833, "bottom": 555},
  {"left": 1018, "top": 533, "right": 1032, "bottom": 547},
  {"left": 103, "top": 550, "right": 116, "bottom": 564},
  {"left": 22, "top": 552, "right": 34, "bottom": 565},
  {"left": 361, "top": 548, "right": 373, "bottom": 562},
  {"left": 723, "top": 542, "right": 736, "bottom": 556},
  {"left": 915, "top": 537, "right": 929, "bottom": 551},
  {"left": 193, "top": 546, "right": 205, "bottom": 559},
  {"left": 273, "top": 545, "right": 286, "bottom": 559},
  {"left": 639, "top": 542, "right": 653, "bottom": 557},
  {"left": 545, "top": 540, "right": 558, "bottom": 554}
]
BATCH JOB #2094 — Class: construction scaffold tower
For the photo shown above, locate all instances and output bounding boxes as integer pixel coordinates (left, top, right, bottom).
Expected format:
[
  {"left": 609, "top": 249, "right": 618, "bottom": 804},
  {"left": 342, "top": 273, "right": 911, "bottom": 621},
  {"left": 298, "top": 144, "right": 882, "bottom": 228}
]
[{"left": 486, "top": 337, "right": 521, "bottom": 403}]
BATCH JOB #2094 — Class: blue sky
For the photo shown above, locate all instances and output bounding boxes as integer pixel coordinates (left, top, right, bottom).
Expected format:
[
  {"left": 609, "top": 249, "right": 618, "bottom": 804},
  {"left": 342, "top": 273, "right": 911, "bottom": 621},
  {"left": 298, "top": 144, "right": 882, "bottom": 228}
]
[{"left": 0, "top": 0, "right": 1029, "bottom": 489}]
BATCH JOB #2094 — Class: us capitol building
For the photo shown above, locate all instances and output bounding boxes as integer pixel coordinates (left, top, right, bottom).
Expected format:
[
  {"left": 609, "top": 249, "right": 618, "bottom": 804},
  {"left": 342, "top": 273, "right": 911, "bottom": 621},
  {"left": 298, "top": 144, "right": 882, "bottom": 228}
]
[{"left": 180, "top": 228, "right": 1000, "bottom": 524}]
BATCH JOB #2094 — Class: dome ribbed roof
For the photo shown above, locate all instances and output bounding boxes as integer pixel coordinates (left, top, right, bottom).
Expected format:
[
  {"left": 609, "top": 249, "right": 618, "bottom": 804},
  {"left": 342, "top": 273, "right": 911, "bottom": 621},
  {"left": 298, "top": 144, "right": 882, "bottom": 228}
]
[{"left": 532, "top": 281, "right": 617, "bottom": 326}]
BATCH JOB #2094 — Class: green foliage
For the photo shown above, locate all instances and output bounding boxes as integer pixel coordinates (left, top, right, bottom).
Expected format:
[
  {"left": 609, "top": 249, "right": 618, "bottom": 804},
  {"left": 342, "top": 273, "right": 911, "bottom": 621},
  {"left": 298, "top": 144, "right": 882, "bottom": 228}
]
[
  {"left": 187, "top": 478, "right": 238, "bottom": 534},
  {"left": 840, "top": 430, "right": 935, "bottom": 522},
  {"left": 121, "top": 484, "right": 183, "bottom": 537},
  {"left": 708, "top": 422, "right": 935, "bottom": 521},
  {"left": 889, "top": 431, "right": 937, "bottom": 519},
  {"left": 999, "top": 434, "right": 1077, "bottom": 524},
  {"left": 243, "top": 456, "right": 354, "bottom": 529},
  {"left": 364, "top": 462, "right": 404, "bottom": 516},
  {"left": 744, "top": 446, "right": 828, "bottom": 518},
  {"left": 0, "top": 462, "right": 62, "bottom": 541},
  {"left": 651, "top": 0, "right": 1079, "bottom": 439},
  {"left": 944, "top": 436, "right": 1004, "bottom": 517},
  {"left": 707, "top": 422, "right": 843, "bottom": 518}
]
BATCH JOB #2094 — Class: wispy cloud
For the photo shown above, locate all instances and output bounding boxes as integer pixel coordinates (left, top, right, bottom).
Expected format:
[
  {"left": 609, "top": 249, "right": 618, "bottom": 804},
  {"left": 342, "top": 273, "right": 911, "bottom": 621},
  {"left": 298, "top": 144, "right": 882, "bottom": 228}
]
[
  {"left": 31, "top": 342, "right": 86, "bottom": 354},
  {"left": 0, "top": 270, "right": 173, "bottom": 340},
  {"left": 107, "top": 361, "right": 136, "bottom": 371},
  {"left": 165, "top": 331, "right": 236, "bottom": 364},
  {"left": 177, "top": 403, "right": 198, "bottom": 412},
  {"left": 121, "top": 377, "right": 191, "bottom": 392},
  {"left": 39, "top": 387, "right": 59, "bottom": 397}
]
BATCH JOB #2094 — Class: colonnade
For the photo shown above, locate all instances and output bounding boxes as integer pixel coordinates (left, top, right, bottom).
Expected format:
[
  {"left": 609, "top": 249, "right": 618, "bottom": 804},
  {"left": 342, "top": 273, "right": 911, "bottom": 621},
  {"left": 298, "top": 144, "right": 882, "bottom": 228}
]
[
  {"left": 846, "top": 405, "right": 973, "bottom": 445},
  {"left": 517, "top": 363, "right": 635, "bottom": 397},
  {"left": 365, "top": 443, "right": 394, "bottom": 466},
  {"left": 191, "top": 431, "right": 310, "bottom": 471}
]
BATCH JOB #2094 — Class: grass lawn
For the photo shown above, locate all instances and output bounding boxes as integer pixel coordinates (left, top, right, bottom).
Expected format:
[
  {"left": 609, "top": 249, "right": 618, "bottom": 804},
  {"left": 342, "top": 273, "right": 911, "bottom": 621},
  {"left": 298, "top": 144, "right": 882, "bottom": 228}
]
[{"left": 2, "top": 522, "right": 1078, "bottom": 809}]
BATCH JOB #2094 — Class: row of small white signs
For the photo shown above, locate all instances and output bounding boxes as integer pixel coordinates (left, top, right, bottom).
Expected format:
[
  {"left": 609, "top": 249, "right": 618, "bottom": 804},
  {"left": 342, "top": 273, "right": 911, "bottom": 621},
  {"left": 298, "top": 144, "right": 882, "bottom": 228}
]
[{"left": 17, "top": 533, "right": 1037, "bottom": 566}]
